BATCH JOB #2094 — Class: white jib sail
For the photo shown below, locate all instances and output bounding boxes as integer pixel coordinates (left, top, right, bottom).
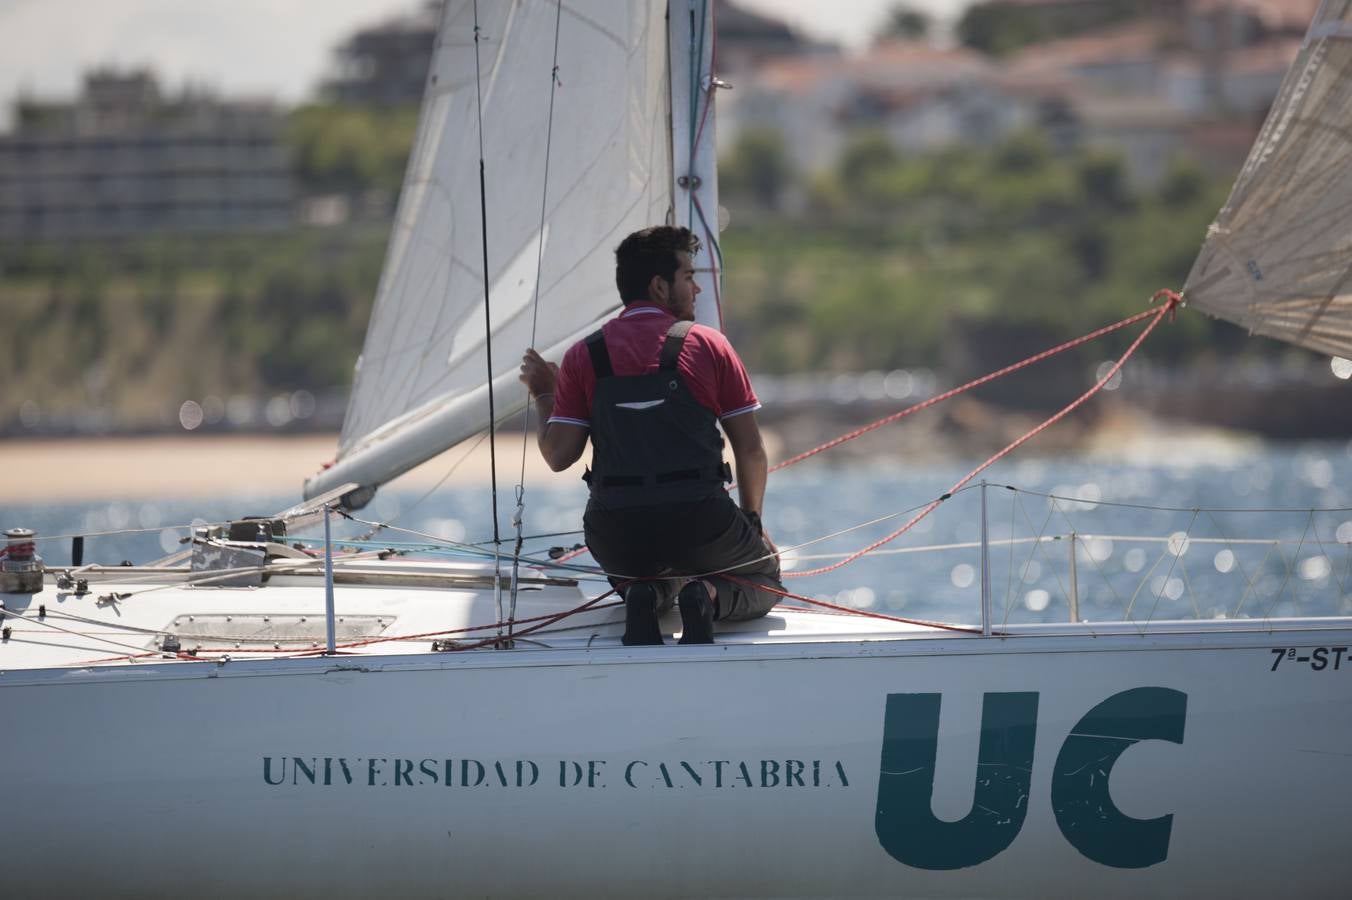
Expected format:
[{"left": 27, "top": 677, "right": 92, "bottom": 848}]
[
  {"left": 1184, "top": 0, "right": 1352, "bottom": 360},
  {"left": 306, "top": 0, "right": 673, "bottom": 500}
]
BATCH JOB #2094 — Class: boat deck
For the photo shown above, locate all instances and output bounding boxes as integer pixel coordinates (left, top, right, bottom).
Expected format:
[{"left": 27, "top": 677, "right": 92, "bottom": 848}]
[
  {"left": 7, "top": 555, "right": 1352, "bottom": 671},
  {"left": 0, "top": 558, "right": 953, "bottom": 670}
]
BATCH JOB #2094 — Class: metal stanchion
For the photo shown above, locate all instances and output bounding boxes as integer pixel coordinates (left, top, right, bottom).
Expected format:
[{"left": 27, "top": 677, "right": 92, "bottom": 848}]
[
  {"left": 980, "top": 481, "right": 991, "bottom": 637},
  {"left": 1068, "top": 532, "right": 1080, "bottom": 623},
  {"left": 324, "top": 505, "right": 336, "bottom": 655}
]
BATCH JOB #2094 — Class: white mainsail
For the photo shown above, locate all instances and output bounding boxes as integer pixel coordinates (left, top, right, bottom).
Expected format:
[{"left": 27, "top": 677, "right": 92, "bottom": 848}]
[
  {"left": 1184, "top": 0, "right": 1352, "bottom": 359},
  {"left": 305, "top": 0, "right": 674, "bottom": 500}
]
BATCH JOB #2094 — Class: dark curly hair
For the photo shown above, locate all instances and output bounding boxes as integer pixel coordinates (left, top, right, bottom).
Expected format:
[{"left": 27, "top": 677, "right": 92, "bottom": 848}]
[{"left": 614, "top": 226, "right": 701, "bottom": 304}]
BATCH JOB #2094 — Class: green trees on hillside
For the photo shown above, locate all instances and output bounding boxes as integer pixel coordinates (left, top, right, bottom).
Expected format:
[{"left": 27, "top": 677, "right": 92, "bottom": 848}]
[
  {"left": 719, "top": 129, "right": 1235, "bottom": 377},
  {"left": 956, "top": 0, "right": 1142, "bottom": 57},
  {"left": 877, "top": 5, "right": 932, "bottom": 41},
  {"left": 720, "top": 126, "right": 793, "bottom": 211},
  {"left": 1, "top": 105, "right": 416, "bottom": 429},
  {"left": 0, "top": 228, "right": 388, "bottom": 430},
  {"left": 1, "top": 101, "right": 1249, "bottom": 430},
  {"left": 288, "top": 104, "right": 419, "bottom": 194}
]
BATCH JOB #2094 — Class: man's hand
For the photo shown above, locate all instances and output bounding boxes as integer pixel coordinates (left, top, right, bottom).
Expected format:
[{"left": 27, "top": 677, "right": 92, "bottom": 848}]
[
  {"left": 520, "top": 347, "right": 587, "bottom": 472},
  {"left": 519, "top": 348, "right": 558, "bottom": 397},
  {"left": 760, "top": 527, "right": 779, "bottom": 558},
  {"left": 745, "top": 509, "right": 779, "bottom": 558}
]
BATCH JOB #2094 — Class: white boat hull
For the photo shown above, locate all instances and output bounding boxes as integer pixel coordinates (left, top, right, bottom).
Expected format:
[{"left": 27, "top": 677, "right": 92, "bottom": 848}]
[{"left": 6, "top": 627, "right": 1351, "bottom": 897}]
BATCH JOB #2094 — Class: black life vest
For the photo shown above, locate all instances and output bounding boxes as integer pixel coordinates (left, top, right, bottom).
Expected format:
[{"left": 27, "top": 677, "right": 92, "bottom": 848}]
[{"left": 582, "top": 319, "right": 731, "bottom": 507}]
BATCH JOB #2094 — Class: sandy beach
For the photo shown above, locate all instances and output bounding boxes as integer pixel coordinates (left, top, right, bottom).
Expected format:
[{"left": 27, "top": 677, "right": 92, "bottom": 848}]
[
  {"left": 1, "top": 409, "right": 1259, "bottom": 505},
  {"left": 1, "top": 433, "right": 589, "bottom": 503}
]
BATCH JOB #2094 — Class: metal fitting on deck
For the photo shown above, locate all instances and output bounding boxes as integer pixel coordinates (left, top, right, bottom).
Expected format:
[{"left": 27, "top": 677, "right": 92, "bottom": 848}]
[{"left": 2, "top": 528, "right": 44, "bottom": 594}]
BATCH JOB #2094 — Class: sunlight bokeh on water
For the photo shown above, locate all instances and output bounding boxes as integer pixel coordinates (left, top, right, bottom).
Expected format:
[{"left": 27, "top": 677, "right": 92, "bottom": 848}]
[{"left": 10, "top": 441, "right": 1352, "bottom": 628}]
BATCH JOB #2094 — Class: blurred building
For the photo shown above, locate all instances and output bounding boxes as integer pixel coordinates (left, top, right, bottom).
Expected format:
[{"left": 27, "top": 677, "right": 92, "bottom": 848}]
[
  {"left": 721, "top": 0, "right": 1318, "bottom": 186},
  {"left": 1187, "top": 0, "right": 1323, "bottom": 45},
  {"left": 0, "top": 70, "right": 291, "bottom": 242},
  {"left": 715, "top": 2, "right": 847, "bottom": 173},
  {"left": 730, "top": 37, "right": 1071, "bottom": 177},
  {"left": 985, "top": 0, "right": 1318, "bottom": 39},
  {"left": 321, "top": 2, "right": 440, "bottom": 106},
  {"left": 716, "top": 2, "right": 838, "bottom": 75}
]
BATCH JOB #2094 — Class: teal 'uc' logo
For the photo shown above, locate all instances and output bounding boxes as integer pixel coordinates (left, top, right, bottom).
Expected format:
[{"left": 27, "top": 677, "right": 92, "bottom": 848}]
[{"left": 875, "top": 687, "right": 1187, "bottom": 870}]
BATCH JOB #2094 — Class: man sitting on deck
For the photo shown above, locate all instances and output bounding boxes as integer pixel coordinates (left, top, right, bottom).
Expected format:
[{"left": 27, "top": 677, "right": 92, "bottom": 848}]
[{"left": 518, "top": 225, "right": 782, "bottom": 645}]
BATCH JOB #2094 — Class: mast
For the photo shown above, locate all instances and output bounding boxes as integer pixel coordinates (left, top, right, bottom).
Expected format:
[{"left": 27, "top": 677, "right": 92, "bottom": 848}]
[{"left": 669, "top": 0, "right": 725, "bottom": 332}]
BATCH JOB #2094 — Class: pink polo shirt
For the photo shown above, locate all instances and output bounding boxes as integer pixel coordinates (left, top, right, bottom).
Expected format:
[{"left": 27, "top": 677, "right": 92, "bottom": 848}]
[{"left": 548, "top": 305, "right": 760, "bottom": 427}]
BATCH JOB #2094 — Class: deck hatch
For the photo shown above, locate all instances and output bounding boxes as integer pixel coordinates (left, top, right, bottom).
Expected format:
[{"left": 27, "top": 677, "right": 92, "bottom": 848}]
[{"left": 154, "top": 614, "right": 392, "bottom": 651}]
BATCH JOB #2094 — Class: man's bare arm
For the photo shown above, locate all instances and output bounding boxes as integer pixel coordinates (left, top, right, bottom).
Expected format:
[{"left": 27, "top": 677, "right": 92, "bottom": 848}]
[
  {"left": 537, "top": 414, "right": 588, "bottom": 472},
  {"left": 520, "top": 348, "right": 588, "bottom": 471},
  {"left": 721, "top": 411, "right": 767, "bottom": 515}
]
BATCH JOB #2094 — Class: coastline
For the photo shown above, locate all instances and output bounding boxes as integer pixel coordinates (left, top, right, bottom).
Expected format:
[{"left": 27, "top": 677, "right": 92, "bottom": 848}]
[
  {"left": 0, "top": 408, "right": 1268, "bottom": 505},
  {"left": 1, "top": 433, "right": 589, "bottom": 503}
]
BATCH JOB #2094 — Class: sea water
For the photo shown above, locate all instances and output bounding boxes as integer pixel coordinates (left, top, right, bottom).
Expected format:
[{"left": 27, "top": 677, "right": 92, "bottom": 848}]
[{"left": 9, "top": 441, "right": 1352, "bottom": 628}]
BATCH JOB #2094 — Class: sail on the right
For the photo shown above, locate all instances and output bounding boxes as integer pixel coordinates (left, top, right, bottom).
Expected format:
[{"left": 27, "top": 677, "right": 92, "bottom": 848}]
[{"left": 1183, "top": 0, "right": 1352, "bottom": 360}]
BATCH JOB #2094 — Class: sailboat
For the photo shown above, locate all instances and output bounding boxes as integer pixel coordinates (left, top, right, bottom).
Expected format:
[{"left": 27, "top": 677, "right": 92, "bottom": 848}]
[{"left": 5, "top": 1, "right": 1352, "bottom": 896}]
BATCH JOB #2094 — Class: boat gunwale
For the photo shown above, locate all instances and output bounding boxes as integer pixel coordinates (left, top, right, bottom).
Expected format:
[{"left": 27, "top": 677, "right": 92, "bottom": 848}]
[{"left": 4, "top": 616, "right": 1351, "bottom": 687}]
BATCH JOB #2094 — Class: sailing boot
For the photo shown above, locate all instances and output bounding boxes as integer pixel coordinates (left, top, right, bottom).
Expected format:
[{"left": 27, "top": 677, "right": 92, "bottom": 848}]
[
  {"left": 622, "top": 582, "right": 664, "bottom": 646},
  {"left": 677, "top": 580, "right": 715, "bottom": 645}
]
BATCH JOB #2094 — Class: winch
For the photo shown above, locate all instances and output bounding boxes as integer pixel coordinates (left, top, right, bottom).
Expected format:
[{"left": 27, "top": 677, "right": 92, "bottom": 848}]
[{"left": 2, "top": 527, "right": 43, "bottom": 594}]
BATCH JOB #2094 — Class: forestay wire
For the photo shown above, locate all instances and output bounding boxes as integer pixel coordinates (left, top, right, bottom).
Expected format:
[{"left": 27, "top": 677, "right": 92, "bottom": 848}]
[
  {"left": 470, "top": 0, "right": 506, "bottom": 643},
  {"left": 509, "top": 0, "right": 566, "bottom": 637}
]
